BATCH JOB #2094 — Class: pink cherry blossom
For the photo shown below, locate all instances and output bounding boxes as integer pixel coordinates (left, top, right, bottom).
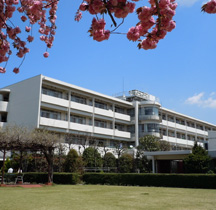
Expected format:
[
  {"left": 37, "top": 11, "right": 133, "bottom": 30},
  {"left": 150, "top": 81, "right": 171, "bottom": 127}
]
[{"left": 43, "top": 52, "right": 49, "bottom": 58}]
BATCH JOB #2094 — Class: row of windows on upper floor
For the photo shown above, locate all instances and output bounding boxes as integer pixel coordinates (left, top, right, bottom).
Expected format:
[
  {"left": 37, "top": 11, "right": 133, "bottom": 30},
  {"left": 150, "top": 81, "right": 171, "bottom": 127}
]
[
  {"left": 42, "top": 87, "right": 126, "bottom": 114},
  {"left": 160, "top": 129, "right": 206, "bottom": 141},
  {"left": 65, "top": 136, "right": 132, "bottom": 148},
  {"left": 41, "top": 109, "right": 127, "bottom": 131},
  {"left": 160, "top": 113, "right": 214, "bottom": 131}
]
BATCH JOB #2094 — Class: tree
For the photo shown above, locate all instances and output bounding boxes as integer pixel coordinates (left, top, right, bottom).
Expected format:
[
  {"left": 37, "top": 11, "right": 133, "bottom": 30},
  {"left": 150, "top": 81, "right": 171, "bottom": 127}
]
[
  {"left": 64, "top": 149, "right": 83, "bottom": 173},
  {"left": 135, "top": 135, "right": 170, "bottom": 173},
  {"left": 31, "top": 129, "right": 59, "bottom": 183},
  {"left": 82, "top": 147, "right": 102, "bottom": 168},
  {"left": 103, "top": 152, "right": 116, "bottom": 168},
  {"left": 0, "top": 0, "right": 214, "bottom": 73},
  {"left": 184, "top": 142, "right": 212, "bottom": 173},
  {"left": 118, "top": 153, "right": 133, "bottom": 173}
]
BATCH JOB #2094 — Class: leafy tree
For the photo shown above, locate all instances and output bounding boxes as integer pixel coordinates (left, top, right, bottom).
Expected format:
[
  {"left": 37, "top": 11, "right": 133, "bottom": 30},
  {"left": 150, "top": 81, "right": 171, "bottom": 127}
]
[
  {"left": 103, "top": 152, "right": 116, "bottom": 168},
  {"left": 135, "top": 135, "right": 170, "bottom": 173},
  {"left": 64, "top": 149, "right": 83, "bottom": 173},
  {"left": 184, "top": 142, "right": 212, "bottom": 173},
  {"left": 82, "top": 147, "right": 102, "bottom": 168},
  {"left": 118, "top": 154, "right": 133, "bottom": 173}
]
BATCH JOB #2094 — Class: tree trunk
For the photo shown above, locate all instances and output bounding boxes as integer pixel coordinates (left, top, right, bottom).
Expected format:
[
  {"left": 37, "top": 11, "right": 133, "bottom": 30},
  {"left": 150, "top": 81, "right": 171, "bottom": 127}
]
[
  {"left": 44, "top": 149, "right": 54, "bottom": 184},
  {"left": 1, "top": 149, "right": 6, "bottom": 185}
]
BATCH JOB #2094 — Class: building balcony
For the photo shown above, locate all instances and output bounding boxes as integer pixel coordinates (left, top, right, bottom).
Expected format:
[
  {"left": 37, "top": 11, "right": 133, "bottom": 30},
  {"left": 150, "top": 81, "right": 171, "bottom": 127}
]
[
  {"left": 41, "top": 94, "right": 69, "bottom": 107},
  {"left": 0, "top": 101, "right": 8, "bottom": 112},
  {"left": 162, "top": 136, "right": 195, "bottom": 147},
  {"left": 114, "top": 129, "right": 131, "bottom": 139},
  {"left": 94, "top": 126, "right": 114, "bottom": 136},
  {"left": 40, "top": 117, "right": 68, "bottom": 129},
  {"left": 139, "top": 131, "right": 161, "bottom": 138},
  {"left": 70, "top": 101, "right": 93, "bottom": 113},
  {"left": 115, "top": 112, "right": 130, "bottom": 122},
  {"left": 94, "top": 107, "right": 113, "bottom": 118},
  {"left": 69, "top": 122, "right": 93, "bottom": 133}
]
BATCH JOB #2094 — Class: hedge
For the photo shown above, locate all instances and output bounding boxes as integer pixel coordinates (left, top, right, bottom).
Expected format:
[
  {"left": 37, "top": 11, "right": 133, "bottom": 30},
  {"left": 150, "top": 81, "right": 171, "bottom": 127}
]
[
  {"left": 21, "top": 172, "right": 80, "bottom": 184},
  {"left": 83, "top": 173, "right": 216, "bottom": 189}
]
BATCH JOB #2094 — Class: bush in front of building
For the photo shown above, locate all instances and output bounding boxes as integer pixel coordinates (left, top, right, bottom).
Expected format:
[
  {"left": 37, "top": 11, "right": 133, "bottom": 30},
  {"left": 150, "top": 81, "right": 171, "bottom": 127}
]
[
  {"left": 83, "top": 173, "right": 216, "bottom": 189},
  {"left": 103, "top": 152, "right": 116, "bottom": 168},
  {"left": 82, "top": 147, "right": 102, "bottom": 168},
  {"left": 184, "top": 142, "right": 212, "bottom": 173},
  {"left": 23, "top": 172, "right": 80, "bottom": 184},
  {"left": 118, "top": 154, "right": 134, "bottom": 173},
  {"left": 64, "top": 149, "right": 84, "bottom": 173}
]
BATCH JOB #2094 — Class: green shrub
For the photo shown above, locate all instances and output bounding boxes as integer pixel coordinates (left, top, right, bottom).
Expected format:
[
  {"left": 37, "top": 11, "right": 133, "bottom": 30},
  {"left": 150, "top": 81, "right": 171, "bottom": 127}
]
[
  {"left": 83, "top": 173, "right": 216, "bottom": 189},
  {"left": 53, "top": 173, "right": 80, "bottom": 184},
  {"left": 82, "top": 147, "right": 102, "bottom": 167},
  {"left": 23, "top": 172, "right": 80, "bottom": 184},
  {"left": 103, "top": 152, "right": 116, "bottom": 168},
  {"left": 118, "top": 154, "right": 133, "bottom": 173},
  {"left": 64, "top": 149, "right": 84, "bottom": 173}
]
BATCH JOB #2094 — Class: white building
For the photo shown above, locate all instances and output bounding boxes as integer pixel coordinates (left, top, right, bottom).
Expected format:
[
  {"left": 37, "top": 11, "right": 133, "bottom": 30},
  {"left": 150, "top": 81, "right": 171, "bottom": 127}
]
[{"left": 1, "top": 75, "right": 216, "bottom": 152}]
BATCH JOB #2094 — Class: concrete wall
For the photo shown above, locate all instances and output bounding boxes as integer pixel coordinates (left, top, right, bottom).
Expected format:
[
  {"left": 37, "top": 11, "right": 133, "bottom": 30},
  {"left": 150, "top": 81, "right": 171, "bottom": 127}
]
[{"left": 5, "top": 75, "right": 42, "bottom": 129}]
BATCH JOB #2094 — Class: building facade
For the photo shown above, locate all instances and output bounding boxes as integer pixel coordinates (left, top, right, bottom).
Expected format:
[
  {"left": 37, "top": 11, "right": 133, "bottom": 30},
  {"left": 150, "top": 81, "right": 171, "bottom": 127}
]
[{"left": 1, "top": 75, "right": 216, "bottom": 151}]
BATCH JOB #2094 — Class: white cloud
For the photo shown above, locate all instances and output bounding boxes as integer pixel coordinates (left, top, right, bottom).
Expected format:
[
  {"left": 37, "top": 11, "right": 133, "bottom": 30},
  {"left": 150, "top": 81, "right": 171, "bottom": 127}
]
[
  {"left": 176, "top": 0, "right": 202, "bottom": 7},
  {"left": 185, "top": 92, "right": 216, "bottom": 108}
]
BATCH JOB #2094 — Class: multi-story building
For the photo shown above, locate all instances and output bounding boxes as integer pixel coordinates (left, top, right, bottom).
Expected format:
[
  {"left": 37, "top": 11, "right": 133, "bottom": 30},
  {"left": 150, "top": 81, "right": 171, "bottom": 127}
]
[{"left": 1, "top": 75, "right": 216, "bottom": 152}]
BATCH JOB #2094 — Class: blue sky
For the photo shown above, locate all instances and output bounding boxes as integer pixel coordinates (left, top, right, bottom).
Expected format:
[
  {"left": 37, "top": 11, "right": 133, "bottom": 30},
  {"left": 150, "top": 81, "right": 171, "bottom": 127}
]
[{"left": 0, "top": 0, "right": 216, "bottom": 124}]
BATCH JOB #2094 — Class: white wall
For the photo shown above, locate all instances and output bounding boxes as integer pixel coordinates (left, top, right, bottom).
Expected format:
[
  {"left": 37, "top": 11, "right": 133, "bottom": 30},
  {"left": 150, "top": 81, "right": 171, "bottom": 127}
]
[
  {"left": 208, "top": 131, "right": 216, "bottom": 151},
  {"left": 5, "top": 75, "right": 42, "bottom": 128}
]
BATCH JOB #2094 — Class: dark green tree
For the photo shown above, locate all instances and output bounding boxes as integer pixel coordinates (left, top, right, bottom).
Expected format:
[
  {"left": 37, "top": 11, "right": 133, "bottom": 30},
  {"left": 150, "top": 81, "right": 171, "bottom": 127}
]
[
  {"left": 82, "top": 147, "right": 102, "bottom": 168},
  {"left": 135, "top": 135, "right": 170, "bottom": 173},
  {"left": 103, "top": 152, "right": 116, "bottom": 168},
  {"left": 184, "top": 142, "right": 212, "bottom": 173},
  {"left": 118, "top": 154, "right": 133, "bottom": 173},
  {"left": 64, "top": 149, "right": 83, "bottom": 173}
]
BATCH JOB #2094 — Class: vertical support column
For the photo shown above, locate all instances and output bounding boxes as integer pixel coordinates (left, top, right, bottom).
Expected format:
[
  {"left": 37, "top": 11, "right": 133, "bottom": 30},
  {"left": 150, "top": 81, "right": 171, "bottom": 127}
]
[
  {"left": 135, "top": 101, "right": 139, "bottom": 147},
  {"left": 152, "top": 156, "right": 155, "bottom": 173},
  {"left": 92, "top": 97, "right": 95, "bottom": 135},
  {"left": 67, "top": 90, "right": 71, "bottom": 132},
  {"left": 174, "top": 115, "right": 177, "bottom": 149},
  {"left": 113, "top": 104, "right": 115, "bottom": 138},
  {"left": 195, "top": 122, "right": 197, "bottom": 146}
]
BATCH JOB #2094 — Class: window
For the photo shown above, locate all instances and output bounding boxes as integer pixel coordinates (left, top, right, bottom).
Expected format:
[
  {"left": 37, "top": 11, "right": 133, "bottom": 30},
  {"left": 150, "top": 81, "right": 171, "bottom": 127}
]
[
  {"left": 167, "top": 115, "right": 174, "bottom": 122},
  {"left": 95, "top": 101, "right": 107, "bottom": 110},
  {"left": 95, "top": 120, "right": 107, "bottom": 128},
  {"left": 41, "top": 109, "right": 61, "bottom": 120},
  {"left": 42, "top": 87, "right": 63, "bottom": 99},
  {"left": 147, "top": 124, "right": 159, "bottom": 132},
  {"left": 71, "top": 94, "right": 86, "bottom": 104},
  {"left": 127, "top": 109, "right": 135, "bottom": 117},
  {"left": 115, "top": 123, "right": 125, "bottom": 131},
  {"left": 162, "top": 114, "right": 166, "bottom": 120},
  {"left": 70, "top": 115, "right": 86, "bottom": 124},
  {"left": 115, "top": 106, "right": 125, "bottom": 114}
]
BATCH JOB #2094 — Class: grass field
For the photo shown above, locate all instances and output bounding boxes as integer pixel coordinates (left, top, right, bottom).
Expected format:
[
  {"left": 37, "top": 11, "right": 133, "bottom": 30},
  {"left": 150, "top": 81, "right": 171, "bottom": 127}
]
[{"left": 0, "top": 185, "right": 216, "bottom": 210}]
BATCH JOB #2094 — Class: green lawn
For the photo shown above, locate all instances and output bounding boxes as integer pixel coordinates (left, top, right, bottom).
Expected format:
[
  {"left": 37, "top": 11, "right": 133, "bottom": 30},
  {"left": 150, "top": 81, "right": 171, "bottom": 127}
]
[{"left": 0, "top": 185, "right": 216, "bottom": 210}]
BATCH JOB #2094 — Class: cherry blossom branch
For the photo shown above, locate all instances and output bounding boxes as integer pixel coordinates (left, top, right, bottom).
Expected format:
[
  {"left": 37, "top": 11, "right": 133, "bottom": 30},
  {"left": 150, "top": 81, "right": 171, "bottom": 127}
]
[
  {"left": 154, "top": 0, "right": 161, "bottom": 35},
  {"left": 111, "top": 19, "right": 124, "bottom": 33},
  {"left": 103, "top": 0, "right": 117, "bottom": 27}
]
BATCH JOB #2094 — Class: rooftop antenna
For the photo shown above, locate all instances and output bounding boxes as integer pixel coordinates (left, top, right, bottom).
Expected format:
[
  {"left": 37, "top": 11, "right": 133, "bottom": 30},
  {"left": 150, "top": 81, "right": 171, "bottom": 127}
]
[{"left": 123, "top": 77, "right": 125, "bottom": 99}]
